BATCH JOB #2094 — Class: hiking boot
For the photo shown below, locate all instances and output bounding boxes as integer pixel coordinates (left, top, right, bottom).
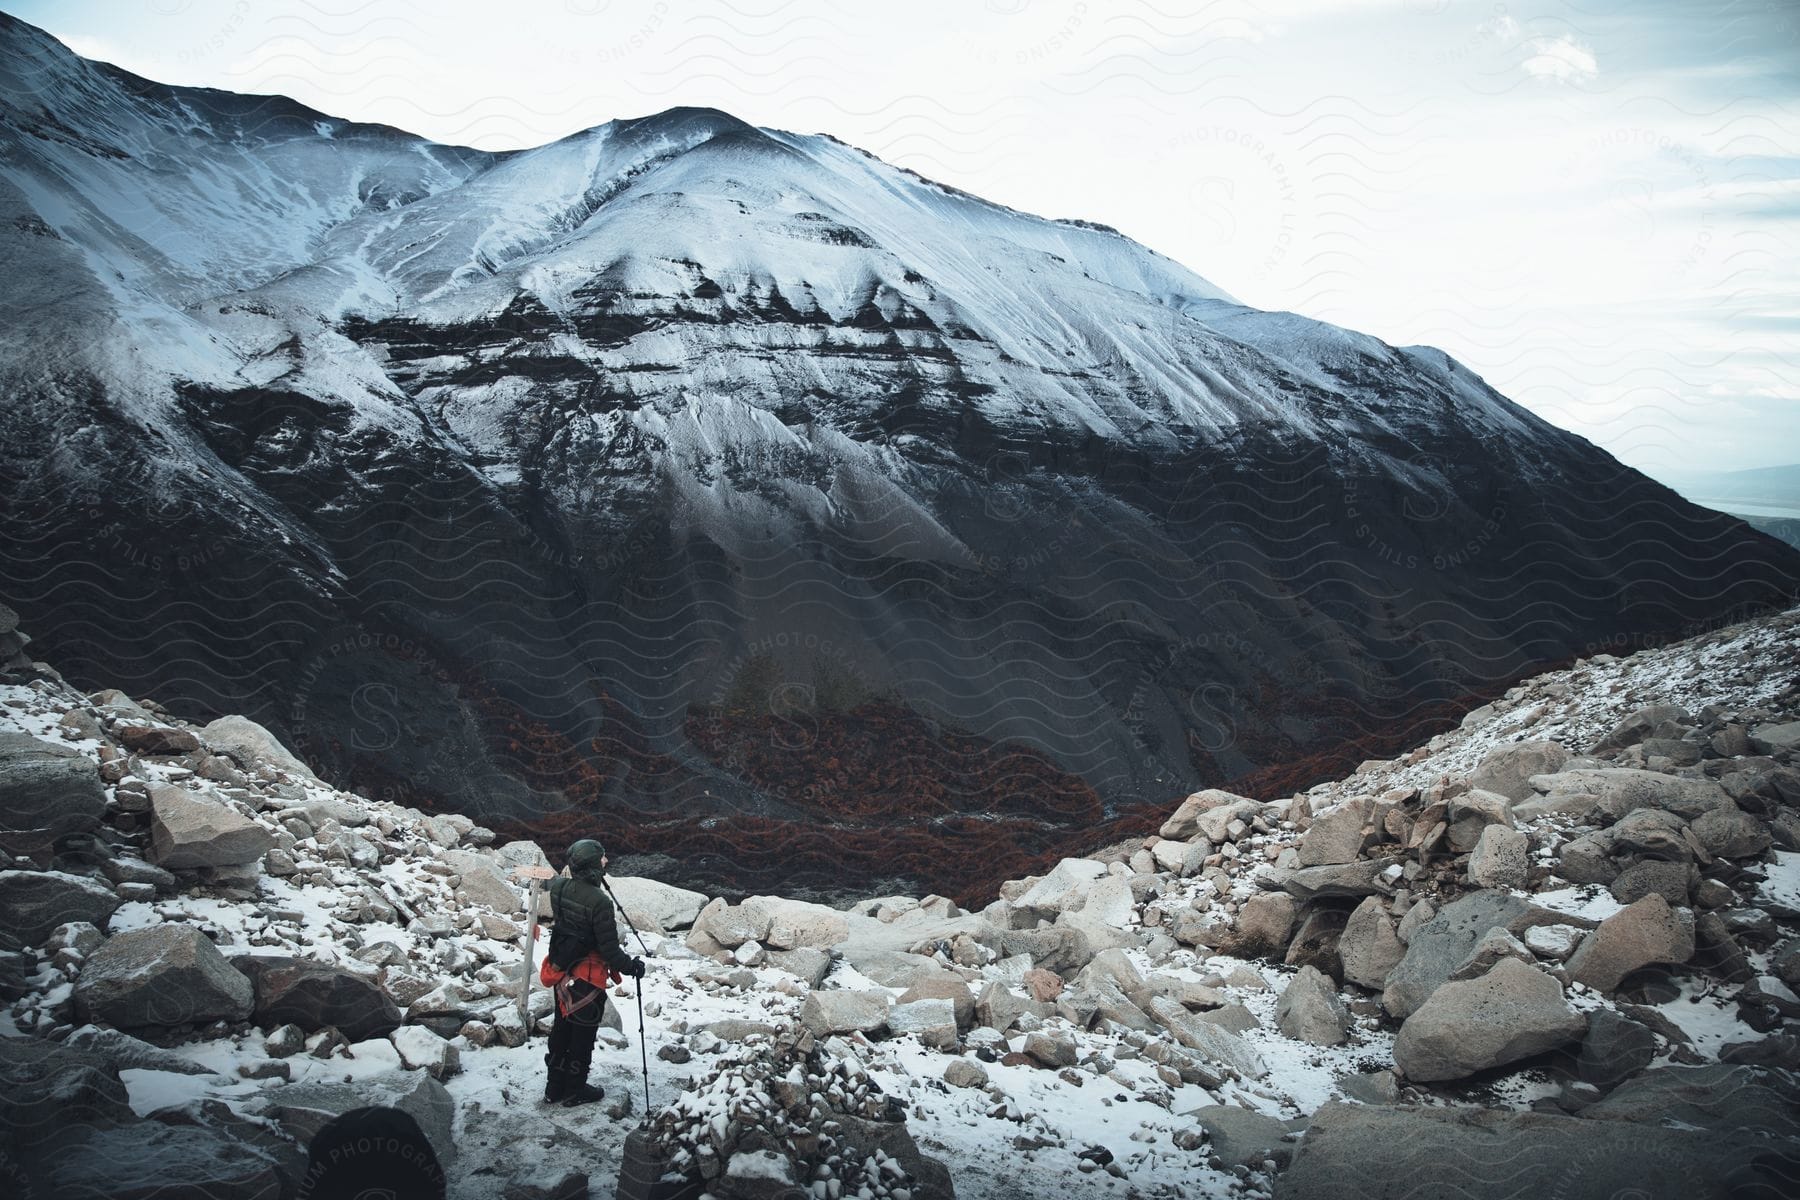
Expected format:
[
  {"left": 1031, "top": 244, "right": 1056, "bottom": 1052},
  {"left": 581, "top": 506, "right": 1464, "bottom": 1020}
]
[
  {"left": 560, "top": 1078, "right": 605, "bottom": 1107},
  {"left": 542, "top": 1054, "right": 567, "bottom": 1104}
]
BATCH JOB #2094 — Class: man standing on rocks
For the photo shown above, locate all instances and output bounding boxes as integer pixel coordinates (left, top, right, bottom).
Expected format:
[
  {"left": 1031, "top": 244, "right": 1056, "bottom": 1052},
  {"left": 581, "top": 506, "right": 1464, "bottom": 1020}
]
[{"left": 541, "top": 838, "right": 645, "bottom": 1106}]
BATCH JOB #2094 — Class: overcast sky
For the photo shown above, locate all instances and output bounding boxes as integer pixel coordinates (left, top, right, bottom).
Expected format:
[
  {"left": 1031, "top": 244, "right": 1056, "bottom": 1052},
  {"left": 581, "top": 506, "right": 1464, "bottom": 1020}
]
[{"left": 11, "top": 0, "right": 1798, "bottom": 482}]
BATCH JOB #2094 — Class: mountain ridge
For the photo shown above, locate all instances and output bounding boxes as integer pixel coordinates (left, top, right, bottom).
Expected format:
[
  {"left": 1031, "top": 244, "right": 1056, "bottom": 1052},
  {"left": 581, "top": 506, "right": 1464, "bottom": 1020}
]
[{"left": 2, "top": 11, "right": 1795, "bottom": 899}]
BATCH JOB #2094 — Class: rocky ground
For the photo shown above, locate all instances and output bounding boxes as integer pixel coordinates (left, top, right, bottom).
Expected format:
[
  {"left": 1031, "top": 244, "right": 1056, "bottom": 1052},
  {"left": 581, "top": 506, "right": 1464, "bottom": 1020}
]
[{"left": 1, "top": 599, "right": 1798, "bottom": 1199}]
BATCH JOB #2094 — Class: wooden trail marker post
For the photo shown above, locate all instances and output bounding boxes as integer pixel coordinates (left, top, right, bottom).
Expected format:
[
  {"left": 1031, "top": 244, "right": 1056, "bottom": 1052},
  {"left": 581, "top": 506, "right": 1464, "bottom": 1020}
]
[{"left": 512, "top": 864, "right": 557, "bottom": 1032}]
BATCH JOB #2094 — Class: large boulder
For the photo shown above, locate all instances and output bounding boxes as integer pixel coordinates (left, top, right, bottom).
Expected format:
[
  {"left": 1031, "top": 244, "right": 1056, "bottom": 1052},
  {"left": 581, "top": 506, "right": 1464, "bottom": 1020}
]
[
  {"left": 1392, "top": 957, "right": 1584, "bottom": 1082},
  {"left": 201, "top": 714, "right": 318, "bottom": 780},
  {"left": 1182, "top": 1104, "right": 1305, "bottom": 1170},
  {"left": 1297, "top": 796, "right": 1373, "bottom": 867},
  {"left": 1275, "top": 965, "right": 1351, "bottom": 1045},
  {"left": 148, "top": 783, "right": 274, "bottom": 869},
  {"left": 1012, "top": 858, "right": 1108, "bottom": 915},
  {"left": 437, "top": 848, "right": 521, "bottom": 913},
  {"left": 744, "top": 895, "right": 850, "bottom": 949},
  {"left": 231, "top": 955, "right": 402, "bottom": 1041},
  {"left": 1580, "top": 1063, "right": 1800, "bottom": 1139},
  {"left": 800, "top": 989, "right": 889, "bottom": 1036},
  {"left": 1566, "top": 893, "right": 1695, "bottom": 992},
  {"left": 255, "top": 1070, "right": 456, "bottom": 1173},
  {"left": 1576, "top": 1009, "right": 1658, "bottom": 1089},
  {"left": 1160, "top": 789, "right": 1256, "bottom": 840},
  {"left": 0, "top": 732, "right": 106, "bottom": 857},
  {"left": 1147, "top": 995, "right": 1267, "bottom": 1079},
  {"left": 116, "top": 724, "right": 201, "bottom": 756},
  {"left": 0, "top": 1037, "right": 134, "bottom": 1140},
  {"left": 1444, "top": 789, "right": 1514, "bottom": 854},
  {"left": 1338, "top": 897, "right": 1404, "bottom": 991},
  {"left": 75, "top": 924, "right": 254, "bottom": 1028},
  {"left": 608, "top": 875, "right": 708, "bottom": 931},
  {"left": 1687, "top": 808, "right": 1772, "bottom": 860},
  {"left": 1594, "top": 703, "right": 1688, "bottom": 752},
  {"left": 1529, "top": 768, "right": 1733, "bottom": 822},
  {"left": 1280, "top": 858, "right": 1396, "bottom": 902},
  {"left": 1468, "top": 740, "right": 1569, "bottom": 802},
  {"left": 689, "top": 899, "right": 772, "bottom": 950},
  {"left": 1381, "top": 891, "right": 1547, "bottom": 1018},
  {"left": 1466, "top": 825, "right": 1529, "bottom": 890},
  {"left": 1275, "top": 1099, "right": 1781, "bottom": 1200},
  {"left": 0, "top": 869, "right": 121, "bottom": 944},
  {"left": 898, "top": 971, "right": 976, "bottom": 1031},
  {"left": 40, "top": 1121, "right": 283, "bottom": 1199},
  {"left": 1174, "top": 892, "right": 1296, "bottom": 959}
]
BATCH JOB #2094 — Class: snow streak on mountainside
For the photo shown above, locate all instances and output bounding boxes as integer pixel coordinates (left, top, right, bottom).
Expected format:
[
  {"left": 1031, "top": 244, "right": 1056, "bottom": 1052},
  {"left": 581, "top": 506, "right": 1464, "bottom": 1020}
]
[{"left": 0, "top": 12, "right": 1794, "bottom": 899}]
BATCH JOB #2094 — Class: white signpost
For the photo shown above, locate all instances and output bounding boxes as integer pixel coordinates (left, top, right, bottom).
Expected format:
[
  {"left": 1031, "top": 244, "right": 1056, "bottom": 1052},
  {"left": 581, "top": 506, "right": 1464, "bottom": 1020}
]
[{"left": 512, "top": 864, "right": 557, "bottom": 1031}]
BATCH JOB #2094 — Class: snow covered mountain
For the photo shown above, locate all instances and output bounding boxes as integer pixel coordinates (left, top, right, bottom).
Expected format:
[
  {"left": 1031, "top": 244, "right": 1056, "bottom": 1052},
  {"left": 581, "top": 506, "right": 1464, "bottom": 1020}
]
[{"left": 1, "top": 11, "right": 1794, "bottom": 898}]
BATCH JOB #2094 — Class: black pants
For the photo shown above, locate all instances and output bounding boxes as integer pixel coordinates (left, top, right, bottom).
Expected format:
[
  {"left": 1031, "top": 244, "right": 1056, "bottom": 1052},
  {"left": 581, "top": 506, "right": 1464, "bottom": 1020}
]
[{"left": 546, "top": 979, "right": 606, "bottom": 1079}]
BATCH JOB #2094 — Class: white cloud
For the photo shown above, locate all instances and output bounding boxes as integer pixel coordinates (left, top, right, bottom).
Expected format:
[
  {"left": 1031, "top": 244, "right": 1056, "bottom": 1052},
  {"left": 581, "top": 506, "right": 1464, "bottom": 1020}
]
[{"left": 1522, "top": 35, "right": 1599, "bottom": 82}]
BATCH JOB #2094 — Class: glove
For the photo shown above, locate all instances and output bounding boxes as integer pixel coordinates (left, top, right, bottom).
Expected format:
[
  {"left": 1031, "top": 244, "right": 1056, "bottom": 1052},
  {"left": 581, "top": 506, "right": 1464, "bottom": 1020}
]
[{"left": 628, "top": 957, "right": 647, "bottom": 978}]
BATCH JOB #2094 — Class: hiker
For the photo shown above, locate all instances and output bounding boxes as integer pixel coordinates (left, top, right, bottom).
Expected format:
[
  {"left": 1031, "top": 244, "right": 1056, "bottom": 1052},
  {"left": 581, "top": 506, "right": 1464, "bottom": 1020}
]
[{"left": 540, "top": 837, "right": 645, "bottom": 1107}]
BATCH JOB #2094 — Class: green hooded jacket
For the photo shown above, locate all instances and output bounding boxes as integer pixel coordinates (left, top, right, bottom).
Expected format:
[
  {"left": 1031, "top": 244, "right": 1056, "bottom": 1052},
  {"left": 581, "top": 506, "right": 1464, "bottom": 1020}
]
[{"left": 546, "top": 839, "right": 634, "bottom": 974}]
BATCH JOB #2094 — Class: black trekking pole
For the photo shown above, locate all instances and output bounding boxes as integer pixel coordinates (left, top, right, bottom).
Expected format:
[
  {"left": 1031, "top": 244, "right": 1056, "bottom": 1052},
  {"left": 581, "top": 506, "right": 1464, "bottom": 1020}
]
[{"left": 600, "top": 878, "right": 654, "bottom": 1117}]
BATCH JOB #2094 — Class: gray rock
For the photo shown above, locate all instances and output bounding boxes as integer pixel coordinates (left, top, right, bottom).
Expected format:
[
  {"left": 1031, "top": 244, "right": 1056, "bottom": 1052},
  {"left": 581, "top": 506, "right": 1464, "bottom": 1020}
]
[
  {"left": 1466, "top": 825, "right": 1528, "bottom": 889},
  {"left": 767, "top": 946, "right": 832, "bottom": 989},
  {"left": 1531, "top": 768, "right": 1732, "bottom": 822},
  {"left": 1275, "top": 965, "right": 1351, "bottom": 1045},
  {"left": 1297, "top": 797, "right": 1372, "bottom": 867},
  {"left": 1194, "top": 1002, "right": 1260, "bottom": 1034},
  {"left": 0, "top": 1036, "right": 134, "bottom": 1140},
  {"left": 230, "top": 954, "right": 401, "bottom": 1042},
  {"left": 1274, "top": 1098, "right": 1780, "bottom": 1200},
  {"left": 1393, "top": 958, "right": 1584, "bottom": 1082},
  {"left": 1580, "top": 1063, "right": 1800, "bottom": 1139},
  {"left": 116, "top": 724, "right": 202, "bottom": 756},
  {"left": 607, "top": 874, "right": 708, "bottom": 931},
  {"left": 43, "top": 1120, "right": 282, "bottom": 1199},
  {"left": 944, "top": 1057, "right": 987, "bottom": 1088},
  {"left": 148, "top": 783, "right": 274, "bottom": 868},
  {"left": 0, "top": 868, "right": 120, "bottom": 944},
  {"left": 1381, "top": 890, "right": 1544, "bottom": 1018},
  {"left": 0, "top": 732, "right": 106, "bottom": 856},
  {"left": 1182, "top": 1104, "right": 1304, "bottom": 1169},
  {"left": 1161, "top": 789, "right": 1254, "bottom": 839},
  {"left": 1556, "top": 833, "right": 1621, "bottom": 884},
  {"left": 256, "top": 1070, "right": 456, "bottom": 1173},
  {"left": 64, "top": 1024, "right": 216, "bottom": 1075},
  {"left": 974, "top": 981, "right": 1044, "bottom": 1033},
  {"left": 1566, "top": 894, "right": 1696, "bottom": 992},
  {"left": 390, "top": 1024, "right": 460, "bottom": 1079},
  {"left": 1607, "top": 808, "right": 1691, "bottom": 860},
  {"left": 505, "top": 1165, "right": 589, "bottom": 1200},
  {"left": 898, "top": 970, "right": 976, "bottom": 1030},
  {"left": 1608, "top": 859, "right": 1691, "bottom": 906},
  {"left": 888, "top": 998, "right": 959, "bottom": 1049},
  {"left": 1281, "top": 858, "right": 1397, "bottom": 902},
  {"left": 1469, "top": 740, "right": 1570, "bottom": 802},
  {"left": 1445, "top": 789, "right": 1515, "bottom": 853},
  {"left": 1338, "top": 897, "right": 1404, "bottom": 991},
  {"left": 1022, "top": 1029, "right": 1077, "bottom": 1067},
  {"left": 1447, "top": 927, "right": 1533, "bottom": 982},
  {"left": 1577, "top": 1009, "right": 1657, "bottom": 1089},
  {"left": 1147, "top": 995, "right": 1267, "bottom": 1079},
  {"left": 201, "top": 714, "right": 317, "bottom": 780},
  {"left": 1175, "top": 891, "right": 1295, "bottom": 958},
  {"left": 1749, "top": 721, "right": 1800, "bottom": 755},
  {"left": 1594, "top": 704, "right": 1689, "bottom": 752},
  {"left": 800, "top": 988, "right": 888, "bottom": 1036},
  {"left": 75, "top": 924, "right": 254, "bottom": 1028},
  {"left": 1687, "top": 808, "right": 1772, "bottom": 859}
]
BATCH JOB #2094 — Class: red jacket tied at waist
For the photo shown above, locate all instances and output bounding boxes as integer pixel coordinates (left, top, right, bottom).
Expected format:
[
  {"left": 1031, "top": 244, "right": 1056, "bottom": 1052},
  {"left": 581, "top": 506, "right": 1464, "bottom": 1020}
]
[{"left": 540, "top": 951, "right": 621, "bottom": 991}]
